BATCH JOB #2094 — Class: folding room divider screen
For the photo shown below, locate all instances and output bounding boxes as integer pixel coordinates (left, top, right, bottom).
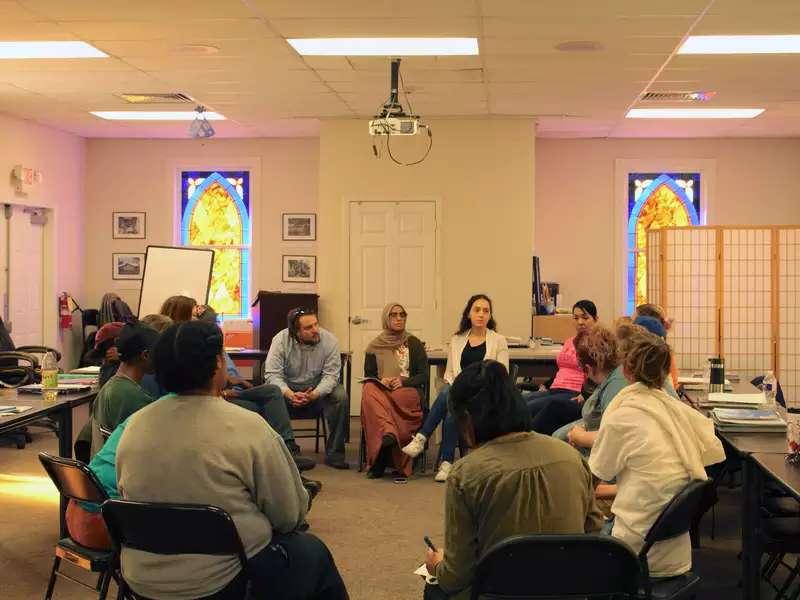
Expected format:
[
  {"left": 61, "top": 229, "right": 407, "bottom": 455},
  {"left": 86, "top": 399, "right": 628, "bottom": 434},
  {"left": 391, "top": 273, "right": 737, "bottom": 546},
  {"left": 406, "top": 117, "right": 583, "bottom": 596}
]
[{"left": 646, "top": 226, "right": 800, "bottom": 408}]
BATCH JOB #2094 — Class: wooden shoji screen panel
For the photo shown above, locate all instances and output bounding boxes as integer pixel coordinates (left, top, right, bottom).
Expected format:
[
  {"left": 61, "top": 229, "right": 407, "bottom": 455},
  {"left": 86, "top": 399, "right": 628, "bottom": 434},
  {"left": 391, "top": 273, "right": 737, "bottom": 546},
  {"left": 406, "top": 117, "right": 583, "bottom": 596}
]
[
  {"left": 646, "top": 230, "right": 661, "bottom": 308},
  {"left": 663, "top": 228, "right": 718, "bottom": 371},
  {"left": 722, "top": 228, "right": 774, "bottom": 382},
  {"left": 779, "top": 228, "right": 800, "bottom": 409}
]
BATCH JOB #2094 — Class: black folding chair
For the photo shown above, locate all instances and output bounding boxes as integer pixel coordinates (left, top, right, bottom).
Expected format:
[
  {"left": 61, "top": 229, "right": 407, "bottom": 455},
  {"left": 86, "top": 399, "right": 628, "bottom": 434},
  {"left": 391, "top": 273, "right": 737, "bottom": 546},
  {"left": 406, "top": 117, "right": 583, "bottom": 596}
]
[
  {"left": 638, "top": 479, "right": 712, "bottom": 600},
  {"left": 101, "top": 500, "right": 250, "bottom": 600},
  {"left": 37, "top": 452, "right": 118, "bottom": 600},
  {"left": 471, "top": 533, "right": 641, "bottom": 600}
]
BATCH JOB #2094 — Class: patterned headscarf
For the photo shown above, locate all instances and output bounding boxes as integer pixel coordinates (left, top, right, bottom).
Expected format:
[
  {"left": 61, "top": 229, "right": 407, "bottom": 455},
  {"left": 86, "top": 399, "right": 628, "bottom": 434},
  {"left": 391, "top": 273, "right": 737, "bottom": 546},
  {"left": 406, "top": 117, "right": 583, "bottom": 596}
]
[{"left": 365, "top": 303, "right": 410, "bottom": 377}]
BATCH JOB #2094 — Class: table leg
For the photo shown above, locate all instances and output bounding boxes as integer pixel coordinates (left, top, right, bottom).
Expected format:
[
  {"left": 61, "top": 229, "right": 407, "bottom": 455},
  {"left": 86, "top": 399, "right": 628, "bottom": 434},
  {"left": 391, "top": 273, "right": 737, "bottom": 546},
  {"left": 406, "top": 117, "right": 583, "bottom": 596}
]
[
  {"left": 57, "top": 405, "right": 73, "bottom": 538},
  {"left": 742, "top": 456, "right": 763, "bottom": 600}
]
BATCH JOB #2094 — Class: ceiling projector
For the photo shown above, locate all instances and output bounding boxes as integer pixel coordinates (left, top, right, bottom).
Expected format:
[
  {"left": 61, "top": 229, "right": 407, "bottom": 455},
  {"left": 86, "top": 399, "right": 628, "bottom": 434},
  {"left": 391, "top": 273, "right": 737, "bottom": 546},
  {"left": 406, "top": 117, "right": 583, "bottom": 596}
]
[
  {"left": 368, "top": 116, "right": 419, "bottom": 136},
  {"left": 368, "top": 59, "right": 422, "bottom": 136}
]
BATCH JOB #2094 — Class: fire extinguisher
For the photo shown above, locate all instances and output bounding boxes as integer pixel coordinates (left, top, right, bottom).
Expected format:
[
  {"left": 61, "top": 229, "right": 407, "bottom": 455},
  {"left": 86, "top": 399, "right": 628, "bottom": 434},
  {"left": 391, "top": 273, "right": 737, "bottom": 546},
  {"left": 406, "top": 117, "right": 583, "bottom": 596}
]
[{"left": 59, "top": 292, "right": 73, "bottom": 329}]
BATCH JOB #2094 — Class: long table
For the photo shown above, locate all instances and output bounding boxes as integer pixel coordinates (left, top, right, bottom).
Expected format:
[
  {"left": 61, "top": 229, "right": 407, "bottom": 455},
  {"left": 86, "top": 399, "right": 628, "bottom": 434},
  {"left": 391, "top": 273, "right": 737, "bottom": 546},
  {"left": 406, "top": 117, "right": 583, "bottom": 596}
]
[
  {"left": 426, "top": 344, "right": 561, "bottom": 379},
  {"left": 685, "top": 380, "right": 792, "bottom": 600},
  {"left": 0, "top": 388, "right": 96, "bottom": 537}
]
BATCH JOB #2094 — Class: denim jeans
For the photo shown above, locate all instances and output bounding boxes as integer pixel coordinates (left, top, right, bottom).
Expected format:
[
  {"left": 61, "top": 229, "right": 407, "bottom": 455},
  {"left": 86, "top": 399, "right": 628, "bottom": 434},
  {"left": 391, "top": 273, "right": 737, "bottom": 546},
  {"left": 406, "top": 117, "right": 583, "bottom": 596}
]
[{"left": 418, "top": 385, "right": 459, "bottom": 462}]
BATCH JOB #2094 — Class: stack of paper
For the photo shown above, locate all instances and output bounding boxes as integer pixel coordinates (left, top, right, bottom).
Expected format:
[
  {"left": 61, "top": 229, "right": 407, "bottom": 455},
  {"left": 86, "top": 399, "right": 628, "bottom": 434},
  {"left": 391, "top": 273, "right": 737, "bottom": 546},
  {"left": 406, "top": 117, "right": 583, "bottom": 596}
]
[
  {"left": 711, "top": 407, "right": 786, "bottom": 432},
  {"left": 700, "top": 392, "right": 767, "bottom": 408},
  {"left": 0, "top": 405, "right": 32, "bottom": 416},
  {"left": 69, "top": 366, "right": 101, "bottom": 374},
  {"left": 678, "top": 375, "right": 733, "bottom": 391}
]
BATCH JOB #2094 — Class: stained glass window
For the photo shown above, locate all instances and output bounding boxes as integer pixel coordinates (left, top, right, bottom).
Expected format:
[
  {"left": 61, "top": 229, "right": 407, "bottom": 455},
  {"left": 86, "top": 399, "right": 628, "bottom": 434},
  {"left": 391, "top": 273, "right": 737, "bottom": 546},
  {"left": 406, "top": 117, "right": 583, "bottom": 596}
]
[
  {"left": 627, "top": 173, "right": 701, "bottom": 314},
  {"left": 180, "top": 171, "right": 250, "bottom": 319}
]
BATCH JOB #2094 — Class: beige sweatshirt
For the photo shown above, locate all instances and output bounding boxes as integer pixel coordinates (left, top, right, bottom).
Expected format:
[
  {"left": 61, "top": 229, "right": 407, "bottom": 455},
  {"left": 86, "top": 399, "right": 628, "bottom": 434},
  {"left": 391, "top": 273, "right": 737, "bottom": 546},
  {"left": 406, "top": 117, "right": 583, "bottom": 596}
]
[{"left": 116, "top": 394, "right": 308, "bottom": 599}]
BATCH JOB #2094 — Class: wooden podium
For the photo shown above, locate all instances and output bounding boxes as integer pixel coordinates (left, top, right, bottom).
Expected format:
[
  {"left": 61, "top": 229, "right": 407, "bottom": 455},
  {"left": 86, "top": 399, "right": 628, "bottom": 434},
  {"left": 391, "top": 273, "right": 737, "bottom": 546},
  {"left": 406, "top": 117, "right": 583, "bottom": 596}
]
[{"left": 251, "top": 291, "right": 319, "bottom": 351}]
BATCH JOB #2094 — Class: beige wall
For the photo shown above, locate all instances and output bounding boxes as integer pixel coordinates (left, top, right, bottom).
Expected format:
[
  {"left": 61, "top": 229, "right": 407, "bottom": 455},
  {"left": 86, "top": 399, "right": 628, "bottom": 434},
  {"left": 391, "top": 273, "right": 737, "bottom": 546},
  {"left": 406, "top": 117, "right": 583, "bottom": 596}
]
[
  {"left": 318, "top": 119, "right": 535, "bottom": 348},
  {"left": 535, "top": 138, "right": 800, "bottom": 322},
  {"left": 84, "top": 137, "right": 319, "bottom": 314},
  {"left": 0, "top": 113, "right": 85, "bottom": 367}
]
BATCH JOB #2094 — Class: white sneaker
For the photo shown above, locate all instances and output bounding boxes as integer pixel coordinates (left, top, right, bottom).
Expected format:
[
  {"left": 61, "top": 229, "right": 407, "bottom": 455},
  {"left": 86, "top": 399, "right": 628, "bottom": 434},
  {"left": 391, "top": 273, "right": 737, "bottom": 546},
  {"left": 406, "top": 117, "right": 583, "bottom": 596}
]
[
  {"left": 401, "top": 433, "right": 427, "bottom": 458},
  {"left": 435, "top": 461, "right": 452, "bottom": 483}
]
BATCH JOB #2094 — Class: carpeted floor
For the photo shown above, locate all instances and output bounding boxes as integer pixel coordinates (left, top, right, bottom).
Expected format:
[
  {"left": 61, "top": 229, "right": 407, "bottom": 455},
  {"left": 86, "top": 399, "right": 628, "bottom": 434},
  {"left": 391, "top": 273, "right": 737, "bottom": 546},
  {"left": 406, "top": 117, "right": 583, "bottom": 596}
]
[{"left": 0, "top": 418, "right": 780, "bottom": 599}]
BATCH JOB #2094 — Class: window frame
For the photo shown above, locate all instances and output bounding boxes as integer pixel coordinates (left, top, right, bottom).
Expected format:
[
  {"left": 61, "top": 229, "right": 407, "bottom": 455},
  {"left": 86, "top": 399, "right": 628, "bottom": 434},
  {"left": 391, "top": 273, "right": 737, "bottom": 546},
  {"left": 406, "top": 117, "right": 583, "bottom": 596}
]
[
  {"left": 174, "top": 161, "right": 259, "bottom": 321},
  {"left": 613, "top": 159, "right": 715, "bottom": 316}
]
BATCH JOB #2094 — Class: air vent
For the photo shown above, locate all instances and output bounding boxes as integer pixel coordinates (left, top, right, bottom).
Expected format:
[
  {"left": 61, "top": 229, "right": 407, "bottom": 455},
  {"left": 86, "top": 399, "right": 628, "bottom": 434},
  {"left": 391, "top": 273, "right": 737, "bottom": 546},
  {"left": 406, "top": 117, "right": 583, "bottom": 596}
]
[
  {"left": 116, "top": 93, "right": 194, "bottom": 104},
  {"left": 640, "top": 91, "right": 716, "bottom": 102}
]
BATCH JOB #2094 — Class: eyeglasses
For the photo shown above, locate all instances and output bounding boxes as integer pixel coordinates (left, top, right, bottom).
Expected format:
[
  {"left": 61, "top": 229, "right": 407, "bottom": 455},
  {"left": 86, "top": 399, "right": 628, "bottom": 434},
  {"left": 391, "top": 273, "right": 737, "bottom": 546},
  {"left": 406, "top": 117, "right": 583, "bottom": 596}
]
[{"left": 389, "top": 311, "right": 407, "bottom": 319}]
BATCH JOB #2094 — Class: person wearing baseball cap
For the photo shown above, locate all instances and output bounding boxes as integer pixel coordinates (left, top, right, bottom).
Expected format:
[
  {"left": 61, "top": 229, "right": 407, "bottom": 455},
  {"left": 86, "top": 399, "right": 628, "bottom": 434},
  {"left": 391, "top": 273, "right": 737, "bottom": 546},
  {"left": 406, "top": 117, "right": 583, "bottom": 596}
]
[{"left": 89, "top": 321, "right": 160, "bottom": 457}]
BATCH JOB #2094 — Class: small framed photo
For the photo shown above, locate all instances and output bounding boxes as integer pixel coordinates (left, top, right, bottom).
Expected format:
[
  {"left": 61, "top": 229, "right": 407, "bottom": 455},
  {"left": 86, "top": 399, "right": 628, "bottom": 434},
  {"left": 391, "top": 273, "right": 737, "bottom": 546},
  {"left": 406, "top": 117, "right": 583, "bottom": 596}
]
[
  {"left": 113, "top": 212, "right": 146, "bottom": 239},
  {"left": 112, "top": 253, "right": 145, "bottom": 280},
  {"left": 282, "top": 255, "right": 316, "bottom": 283},
  {"left": 282, "top": 213, "right": 316, "bottom": 241}
]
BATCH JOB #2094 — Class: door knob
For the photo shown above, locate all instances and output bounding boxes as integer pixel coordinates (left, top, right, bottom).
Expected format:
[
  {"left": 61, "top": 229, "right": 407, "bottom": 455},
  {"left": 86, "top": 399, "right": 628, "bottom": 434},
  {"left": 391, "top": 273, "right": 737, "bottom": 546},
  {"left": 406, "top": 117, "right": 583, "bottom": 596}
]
[{"left": 351, "top": 315, "right": 368, "bottom": 325}]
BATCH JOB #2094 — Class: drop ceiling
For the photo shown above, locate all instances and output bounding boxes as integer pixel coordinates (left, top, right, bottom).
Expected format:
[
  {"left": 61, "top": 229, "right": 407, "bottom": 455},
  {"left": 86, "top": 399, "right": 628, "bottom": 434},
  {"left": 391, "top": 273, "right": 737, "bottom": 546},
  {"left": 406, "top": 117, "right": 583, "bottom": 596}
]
[{"left": 0, "top": 0, "right": 798, "bottom": 138}]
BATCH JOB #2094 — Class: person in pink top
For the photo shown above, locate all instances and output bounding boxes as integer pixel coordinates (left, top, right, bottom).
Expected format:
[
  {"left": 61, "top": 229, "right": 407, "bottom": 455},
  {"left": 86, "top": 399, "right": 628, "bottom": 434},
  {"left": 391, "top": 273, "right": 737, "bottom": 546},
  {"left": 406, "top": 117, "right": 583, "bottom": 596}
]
[{"left": 524, "top": 300, "right": 598, "bottom": 434}]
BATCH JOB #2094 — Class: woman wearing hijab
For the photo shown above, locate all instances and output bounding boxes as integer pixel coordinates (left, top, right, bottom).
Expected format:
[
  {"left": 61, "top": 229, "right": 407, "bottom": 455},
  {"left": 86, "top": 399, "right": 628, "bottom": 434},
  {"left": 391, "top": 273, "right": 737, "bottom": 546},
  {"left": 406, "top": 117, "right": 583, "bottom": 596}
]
[{"left": 361, "top": 303, "right": 428, "bottom": 480}]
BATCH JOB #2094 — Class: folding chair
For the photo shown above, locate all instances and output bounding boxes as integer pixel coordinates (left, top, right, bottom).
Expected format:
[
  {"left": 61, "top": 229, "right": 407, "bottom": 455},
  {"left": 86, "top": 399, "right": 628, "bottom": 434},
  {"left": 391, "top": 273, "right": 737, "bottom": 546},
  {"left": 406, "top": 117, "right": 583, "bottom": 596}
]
[
  {"left": 102, "top": 499, "right": 249, "bottom": 600},
  {"left": 471, "top": 533, "right": 641, "bottom": 600},
  {"left": 38, "top": 452, "right": 119, "bottom": 600},
  {"left": 638, "top": 479, "right": 712, "bottom": 600}
]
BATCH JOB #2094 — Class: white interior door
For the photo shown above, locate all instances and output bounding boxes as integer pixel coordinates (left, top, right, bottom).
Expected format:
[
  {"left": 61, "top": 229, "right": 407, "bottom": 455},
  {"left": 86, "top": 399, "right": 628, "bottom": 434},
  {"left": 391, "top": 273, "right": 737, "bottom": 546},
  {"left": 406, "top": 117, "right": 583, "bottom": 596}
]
[
  {"left": 348, "top": 201, "right": 439, "bottom": 414},
  {"left": 7, "top": 206, "right": 44, "bottom": 346}
]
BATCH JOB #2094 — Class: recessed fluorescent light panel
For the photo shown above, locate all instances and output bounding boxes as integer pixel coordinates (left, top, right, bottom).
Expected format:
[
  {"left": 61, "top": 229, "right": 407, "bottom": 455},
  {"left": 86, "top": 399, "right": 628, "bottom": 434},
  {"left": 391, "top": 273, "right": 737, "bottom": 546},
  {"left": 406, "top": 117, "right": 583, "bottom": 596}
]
[
  {"left": 679, "top": 35, "right": 800, "bottom": 54},
  {"left": 0, "top": 41, "right": 107, "bottom": 59},
  {"left": 90, "top": 111, "right": 226, "bottom": 121},
  {"left": 626, "top": 108, "right": 764, "bottom": 119},
  {"left": 287, "top": 37, "right": 479, "bottom": 56}
]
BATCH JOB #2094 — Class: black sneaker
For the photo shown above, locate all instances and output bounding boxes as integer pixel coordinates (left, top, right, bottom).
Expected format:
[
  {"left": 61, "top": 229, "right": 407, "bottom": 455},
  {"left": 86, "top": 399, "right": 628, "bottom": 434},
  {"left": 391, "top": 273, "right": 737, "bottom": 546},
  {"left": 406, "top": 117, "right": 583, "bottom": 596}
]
[
  {"left": 286, "top": 440, "right": 302, "bottom": 455},
  {"left": 293, "top": 455, "right": 316, "bottom": 472}
]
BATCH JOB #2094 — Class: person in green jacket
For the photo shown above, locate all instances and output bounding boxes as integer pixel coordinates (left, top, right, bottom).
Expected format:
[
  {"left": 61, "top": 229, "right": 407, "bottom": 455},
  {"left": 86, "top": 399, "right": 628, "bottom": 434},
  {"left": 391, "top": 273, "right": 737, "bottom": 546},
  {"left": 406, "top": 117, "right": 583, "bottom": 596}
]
[{"left": 89, "top": 322, "right": 159, "bottom": 457}]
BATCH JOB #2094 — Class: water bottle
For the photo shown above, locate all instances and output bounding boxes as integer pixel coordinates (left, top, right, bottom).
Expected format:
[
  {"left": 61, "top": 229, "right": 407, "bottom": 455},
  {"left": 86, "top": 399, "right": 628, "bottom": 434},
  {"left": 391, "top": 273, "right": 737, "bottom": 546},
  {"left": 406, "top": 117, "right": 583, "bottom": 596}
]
[
  {"left": 764, "top": 370, "right": 777, "bottom": 410},
  {"left": 41, "top": 351, "right": 58, "bottom": 404}
]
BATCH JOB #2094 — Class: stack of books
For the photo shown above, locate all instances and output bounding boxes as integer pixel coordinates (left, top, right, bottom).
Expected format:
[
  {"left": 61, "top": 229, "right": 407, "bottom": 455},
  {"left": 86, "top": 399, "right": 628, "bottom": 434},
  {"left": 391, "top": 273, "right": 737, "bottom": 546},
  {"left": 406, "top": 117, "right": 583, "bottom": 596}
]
[
  {"left": 678, "top": 375, "right": 733, "bottom": 391},
  {"left": 711, "top": 407, "right": 786, "bottom": 432}
]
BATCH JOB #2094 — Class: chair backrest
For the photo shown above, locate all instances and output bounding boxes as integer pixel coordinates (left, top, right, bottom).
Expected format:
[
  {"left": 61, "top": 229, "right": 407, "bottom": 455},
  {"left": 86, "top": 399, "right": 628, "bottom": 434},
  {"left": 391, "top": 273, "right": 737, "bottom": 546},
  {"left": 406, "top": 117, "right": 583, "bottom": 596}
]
[
  {"left": 472, "top": 534, "right": 641, "bottom": 600},
  {"left": 640, "top": 479, "right": 712, "bottom": 559},
  {"left": 101, "top": 500, "right": 248, "bottom": 569},
  {"left": 38, "top": 452, "right": 109, "bottom": 504}
]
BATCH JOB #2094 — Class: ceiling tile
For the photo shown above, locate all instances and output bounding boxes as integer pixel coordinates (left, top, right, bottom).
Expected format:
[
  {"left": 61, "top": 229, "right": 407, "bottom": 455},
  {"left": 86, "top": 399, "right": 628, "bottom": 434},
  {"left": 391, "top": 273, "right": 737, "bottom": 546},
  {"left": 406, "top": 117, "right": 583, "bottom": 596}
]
[
  {"left": 269, "top": 17, "right": 481, "bottom": 37},
  {"left": 249, "top": 0, "right": 478, "bottom": 19},
  {"left": 18, "top": 0, "right": 256, "bottom": 21}
]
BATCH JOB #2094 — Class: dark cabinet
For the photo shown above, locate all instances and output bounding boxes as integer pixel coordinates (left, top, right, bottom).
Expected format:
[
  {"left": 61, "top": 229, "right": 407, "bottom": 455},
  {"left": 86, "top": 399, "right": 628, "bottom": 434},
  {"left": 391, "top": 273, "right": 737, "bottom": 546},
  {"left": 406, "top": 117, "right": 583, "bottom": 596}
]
[{"left": 251, "top": 291, "right": 319, "bottom": 351}]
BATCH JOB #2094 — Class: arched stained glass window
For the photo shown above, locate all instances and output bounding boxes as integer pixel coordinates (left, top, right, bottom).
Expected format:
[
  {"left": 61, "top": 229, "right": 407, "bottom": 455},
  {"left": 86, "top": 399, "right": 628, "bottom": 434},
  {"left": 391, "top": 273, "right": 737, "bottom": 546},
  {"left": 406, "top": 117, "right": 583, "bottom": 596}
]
[
  {"left": 180, "top": 171, "right": 250, "bottom": 319},
  {"left": 627, "top": 172, "right": 701, "bottom": 314}
]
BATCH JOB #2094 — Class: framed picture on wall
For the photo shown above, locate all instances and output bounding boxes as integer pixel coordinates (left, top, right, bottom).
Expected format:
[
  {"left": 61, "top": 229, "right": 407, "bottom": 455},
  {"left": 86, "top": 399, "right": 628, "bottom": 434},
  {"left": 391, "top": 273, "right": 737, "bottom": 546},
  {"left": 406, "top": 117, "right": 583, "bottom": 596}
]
[
  {"left": 113, "top": 212, "right": 146, "bottom": 239},
  {"left": 282, "top": 213, "right": 316, "bottom": 241},
  {"left": 112, "top": 253, "right": 145, "bottom": 280},
  {"left": 282, "top": 255, "right": 316, "bottom": 283}
]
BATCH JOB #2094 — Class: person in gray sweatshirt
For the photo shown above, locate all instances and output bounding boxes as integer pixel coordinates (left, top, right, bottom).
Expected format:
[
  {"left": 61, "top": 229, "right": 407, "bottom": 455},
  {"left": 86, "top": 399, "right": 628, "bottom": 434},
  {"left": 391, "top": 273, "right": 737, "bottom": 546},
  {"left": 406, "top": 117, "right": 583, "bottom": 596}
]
[
  {"left": 116, "top": 320, "right": 348, "bottom": 599},
  {"left": 265, "top": 307, "right": 351, "bottom": 469}
]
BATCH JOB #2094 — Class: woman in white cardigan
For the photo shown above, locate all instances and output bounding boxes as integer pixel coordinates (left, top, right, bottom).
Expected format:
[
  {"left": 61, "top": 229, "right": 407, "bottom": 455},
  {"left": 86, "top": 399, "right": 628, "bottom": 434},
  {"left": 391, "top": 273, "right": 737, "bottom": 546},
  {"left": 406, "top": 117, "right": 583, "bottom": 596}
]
[{"left": 401, "top": 294, "right": 509, "bottom": 482}]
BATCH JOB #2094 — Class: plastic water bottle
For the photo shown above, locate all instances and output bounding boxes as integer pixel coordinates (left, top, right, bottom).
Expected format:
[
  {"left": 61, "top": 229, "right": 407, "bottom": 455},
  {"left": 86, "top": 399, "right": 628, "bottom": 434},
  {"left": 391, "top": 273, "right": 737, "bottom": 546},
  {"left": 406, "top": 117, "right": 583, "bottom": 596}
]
[
  {"left": 764, "top": 370, "right": 777, "bottom": 410},
  {"left": 41, "top": 352, "right": 58, "bottom": 404}
]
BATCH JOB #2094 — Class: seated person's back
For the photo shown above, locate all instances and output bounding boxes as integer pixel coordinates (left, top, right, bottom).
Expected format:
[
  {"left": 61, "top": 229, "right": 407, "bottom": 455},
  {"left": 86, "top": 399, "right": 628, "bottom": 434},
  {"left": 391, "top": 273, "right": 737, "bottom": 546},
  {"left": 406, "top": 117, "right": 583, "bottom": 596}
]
[
  {"left": 90, "top": 322, "right": 159, "bottom": 457},
  {"left": 425, "top": 360, "right": 603, "bottom": 600},
  {"left": 116, "top": 320, "right": 347, "bottom": 600}
]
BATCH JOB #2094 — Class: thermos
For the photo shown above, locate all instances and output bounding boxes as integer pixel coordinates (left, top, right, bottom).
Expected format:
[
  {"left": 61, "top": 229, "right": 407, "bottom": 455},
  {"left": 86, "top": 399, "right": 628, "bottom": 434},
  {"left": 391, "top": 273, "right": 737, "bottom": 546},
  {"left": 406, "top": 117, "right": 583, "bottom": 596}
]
[{"left": 709, "top": 357, "right": 725, "bottom": 393}]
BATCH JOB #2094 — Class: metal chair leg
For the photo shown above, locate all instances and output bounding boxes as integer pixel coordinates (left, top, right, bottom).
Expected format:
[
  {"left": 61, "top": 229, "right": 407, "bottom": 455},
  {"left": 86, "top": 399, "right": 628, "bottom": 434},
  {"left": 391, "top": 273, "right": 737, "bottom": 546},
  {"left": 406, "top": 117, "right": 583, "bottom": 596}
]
[
  {"left": 314, "top": 415, "right": 321, "bottom": 454},
  {"left": 98, "top": 569, "right": 112, "bottom": 600},
  {"left": 44, "top": 556, "right": 61, "bottom": 600}
]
